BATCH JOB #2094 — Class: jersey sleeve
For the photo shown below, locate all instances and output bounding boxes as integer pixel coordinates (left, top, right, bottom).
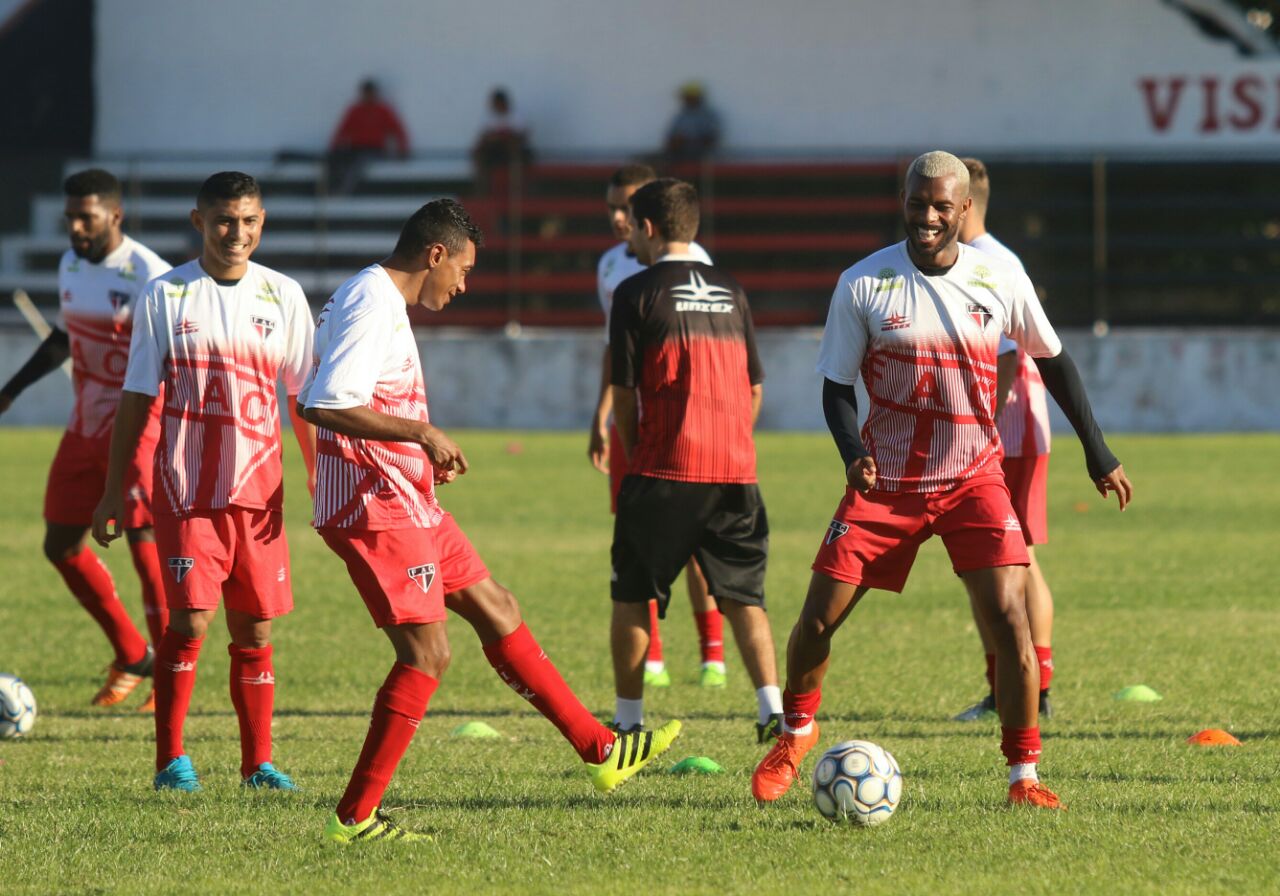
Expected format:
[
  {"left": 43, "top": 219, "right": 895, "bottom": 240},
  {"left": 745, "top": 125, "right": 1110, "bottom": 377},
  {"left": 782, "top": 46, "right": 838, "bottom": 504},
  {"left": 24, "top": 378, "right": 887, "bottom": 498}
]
[
  {"left": 280, "top": 281, "right": 316, "bottom": 395},
  {"left": 121, "top": 281, "right": 166, "bottom": 396},
  {"left": 136, "top": 249, "right": 172, "bottom": 287},
  {"left": 1004, "top": 270, "right": 1062, "bottom": 359},
  {"left": 815, "top": 274, "right": 869, "bottom": 385},
  {"left": 689, "top": 242, "right": 713, "bottom": 265},
  {"left": 609, "top": 279, "right": 643, "bottom": 388},
  {"left": 304, "top": 290, "right": 392, "bottom": 410}
]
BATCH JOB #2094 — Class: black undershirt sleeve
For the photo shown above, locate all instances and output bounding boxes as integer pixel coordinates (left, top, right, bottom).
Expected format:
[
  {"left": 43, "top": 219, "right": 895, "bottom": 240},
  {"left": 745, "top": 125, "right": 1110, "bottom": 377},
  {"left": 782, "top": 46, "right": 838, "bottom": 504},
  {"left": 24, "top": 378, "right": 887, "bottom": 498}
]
[
  {"left": 822, "top": 377, "right": 868, "bottom": 469},
  {"left": 0, "top": 327, "right": 70, "bottom": 401},
  {"left": 1033, "top": 349, "right": 1120, "bottom": 481}
]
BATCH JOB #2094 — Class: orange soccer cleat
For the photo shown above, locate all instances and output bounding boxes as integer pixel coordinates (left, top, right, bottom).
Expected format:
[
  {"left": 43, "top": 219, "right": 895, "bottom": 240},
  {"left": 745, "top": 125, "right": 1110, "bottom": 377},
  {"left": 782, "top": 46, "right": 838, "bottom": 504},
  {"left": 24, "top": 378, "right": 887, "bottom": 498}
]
[
  {"left": 91, "top": 667, "right": 146, "bottom": 707},
  {"left": 751, "top": 723, "right": 820, "bottom": 802},
  {"left": 137, "top": 689, "right": 156, "bottom": 713},
  {"left": 1007, "top": 779, "right": 1065, "bottom": 810}
]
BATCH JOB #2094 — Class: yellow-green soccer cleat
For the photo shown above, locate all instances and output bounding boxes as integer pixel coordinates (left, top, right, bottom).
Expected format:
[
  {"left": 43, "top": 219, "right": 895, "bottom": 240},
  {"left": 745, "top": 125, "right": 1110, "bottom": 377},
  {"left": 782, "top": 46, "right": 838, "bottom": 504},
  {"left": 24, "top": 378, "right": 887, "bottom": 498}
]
[
  {"left": 588, "top": 720, "right": 682, "bottom": 793},
  {"left": 324, "top": 808, "right": 430, "bottom": 845}
]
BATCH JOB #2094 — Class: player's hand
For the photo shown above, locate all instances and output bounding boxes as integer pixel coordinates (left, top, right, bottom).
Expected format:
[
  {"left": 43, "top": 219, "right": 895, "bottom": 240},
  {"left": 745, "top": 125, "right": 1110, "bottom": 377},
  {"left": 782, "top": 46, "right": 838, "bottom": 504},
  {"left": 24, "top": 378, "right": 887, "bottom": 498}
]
[
  {"left": 418, "top": 424, "right": 468, "bottom": 475},
  {"left": 846, "top": 456, "right": 877, "bottom": 493},
  {"left": 1095, "top": 463, "right": 1132, "bottom": 511},
  {"left": 91, "top": 494, "right": 123, "bottom": 547},
  {"left": 588, "top": 425, "right": 610, "bottom": 475},
  {"left": 433, "top": 466, "right": 458, "bottom": 486}
]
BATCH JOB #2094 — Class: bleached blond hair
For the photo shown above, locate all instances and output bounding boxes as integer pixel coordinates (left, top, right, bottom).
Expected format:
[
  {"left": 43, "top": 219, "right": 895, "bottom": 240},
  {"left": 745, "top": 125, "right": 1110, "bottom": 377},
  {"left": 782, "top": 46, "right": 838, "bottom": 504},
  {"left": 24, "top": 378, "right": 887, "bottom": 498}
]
[{"left": 906, "top": 151, "right": 970, "bottom": 194}]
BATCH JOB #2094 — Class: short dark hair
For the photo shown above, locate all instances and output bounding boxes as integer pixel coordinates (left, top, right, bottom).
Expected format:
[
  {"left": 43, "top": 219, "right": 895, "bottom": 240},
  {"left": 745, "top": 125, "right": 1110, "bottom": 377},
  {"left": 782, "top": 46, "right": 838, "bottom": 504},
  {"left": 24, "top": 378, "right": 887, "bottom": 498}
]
[
  {"left": 394, "top": 198, "right": 484, "bottom": 258},
  {"left": 64, "top": 168, "right": 121, "bottom": 204},
  {"left": 961, "top": 157, "right": 990, "bottom": 209},
  {"left": 629, "top": 178, "right": 699, "bottom": 243},
  {"left": 609, "top": 163, "right": 657, "bottom": 190},
  {"left": 197, "top": 171, "right": 262, "bottom": 210}
]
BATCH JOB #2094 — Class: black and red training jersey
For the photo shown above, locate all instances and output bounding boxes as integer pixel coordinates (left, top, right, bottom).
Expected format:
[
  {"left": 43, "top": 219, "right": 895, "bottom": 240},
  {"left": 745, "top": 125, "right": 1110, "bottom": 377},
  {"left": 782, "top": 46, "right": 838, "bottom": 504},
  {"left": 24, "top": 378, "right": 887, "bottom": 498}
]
[{"left": 609, "top": 254, "right": 764, "bottom": 484}]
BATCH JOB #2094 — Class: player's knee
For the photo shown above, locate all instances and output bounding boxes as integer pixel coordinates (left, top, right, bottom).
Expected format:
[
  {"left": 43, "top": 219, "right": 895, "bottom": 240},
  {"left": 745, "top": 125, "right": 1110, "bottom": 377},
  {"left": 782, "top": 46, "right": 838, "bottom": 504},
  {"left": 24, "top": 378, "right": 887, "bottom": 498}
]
[
  {"left": 796, "top": 610, "right": 836, "bottom": 644},
  {"left": 42, "top": 534, "right": 80, "bottom": 564}
]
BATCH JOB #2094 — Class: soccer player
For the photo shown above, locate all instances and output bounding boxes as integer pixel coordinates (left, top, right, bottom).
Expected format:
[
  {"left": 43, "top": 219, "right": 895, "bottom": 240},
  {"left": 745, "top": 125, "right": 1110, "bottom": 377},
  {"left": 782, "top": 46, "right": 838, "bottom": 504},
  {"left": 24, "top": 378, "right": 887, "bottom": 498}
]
[
  {"left": 92, "top": 172, "right": 316, "bottom": 793},
  {"left": 751, "top": 152, "right": 1132, "bottom": 810},
  {"left": 589, "top": 163, "right": 726, "bottom": 690},
  {"left": 0, "top": 169, "right": 170, "bottom": 710},
  {"left": 300, "top": 199, "right": 680, "bottom": 845},
  {"left": 953, "top": 158, "right": 1056, "bottom": 722},
  {"left": 608, "top": 178, "right": 783, "bottom": 740}
]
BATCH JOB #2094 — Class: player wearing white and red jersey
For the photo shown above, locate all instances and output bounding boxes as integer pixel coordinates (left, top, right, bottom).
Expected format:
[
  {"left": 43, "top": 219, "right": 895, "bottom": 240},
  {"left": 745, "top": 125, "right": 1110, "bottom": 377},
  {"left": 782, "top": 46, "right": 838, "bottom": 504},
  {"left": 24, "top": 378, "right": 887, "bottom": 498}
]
[
  {"left": 588, "top": 164, "right": 724, "bottom": 696},
  {"left": 0, "top": 169, "right": 170, "bottom": 709},
  {"left": 954, "top": 159, "right": 1058, "bottom": 723},
  {"left": 304, "top": 200, "right": 679, "bottom": 845},
  {"left": 753, "top": 152, "right": 1132, "bottom": 812},
  {"left": 93, "top": 172, "right": 316, "bottom": 794}
]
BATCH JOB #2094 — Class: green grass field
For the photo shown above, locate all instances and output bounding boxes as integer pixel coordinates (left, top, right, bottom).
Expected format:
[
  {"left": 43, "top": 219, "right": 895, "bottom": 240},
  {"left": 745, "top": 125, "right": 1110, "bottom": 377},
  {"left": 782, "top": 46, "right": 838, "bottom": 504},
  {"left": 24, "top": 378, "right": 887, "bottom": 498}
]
[{"left": 0, "top": 430, "right": 1277, "bottom": 895}]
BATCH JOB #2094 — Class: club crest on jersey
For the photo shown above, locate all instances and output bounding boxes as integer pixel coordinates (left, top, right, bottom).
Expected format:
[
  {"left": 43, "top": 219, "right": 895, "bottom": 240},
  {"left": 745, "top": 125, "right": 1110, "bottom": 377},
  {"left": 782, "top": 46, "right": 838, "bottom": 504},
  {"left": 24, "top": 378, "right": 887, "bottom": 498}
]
[
  {"left": 407, "top": 563, "right": 437, "bottom": 594},
  {"left": 108, "top": 290, "right": 131, "bottom": 312},
  {"left": 825, "top": 521, "right": 851, "bottom": 544},
  {"left": 167, "top": 557, "right": 195, "bottom": 583},
  {"left": 251, "top": 315, "right": 276, "bottom": 340},
  {"left": 672, "top": 270, "right": 733, "bottom": 313},
  {"left": 967, "top": 301, "right": 993, "bottom": 330}
]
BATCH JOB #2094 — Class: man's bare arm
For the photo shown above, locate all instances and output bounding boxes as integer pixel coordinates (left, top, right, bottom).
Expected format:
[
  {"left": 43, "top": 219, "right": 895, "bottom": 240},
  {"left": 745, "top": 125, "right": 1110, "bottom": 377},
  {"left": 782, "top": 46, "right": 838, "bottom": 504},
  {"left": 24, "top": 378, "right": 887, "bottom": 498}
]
[
  {"left": 994, "top": 351, "right": 1018, "bottom": 418},
  {"left": 302, "top": 404, "right": 468, "bottom": 473},
  {"left": 287, "top": 396, "right": 317, "bottom": 495},
  {"left": 91, "top": 391, "right": 155, "bottom": 546},
  {"left": 610, "top": 386, "right": 638, "bottom": 462},
  {"left": 588, "top": 345, "right": 613, "bottom": 474},
  {"left": 751, "top": 383, "right": 763, "bottom": 427}
]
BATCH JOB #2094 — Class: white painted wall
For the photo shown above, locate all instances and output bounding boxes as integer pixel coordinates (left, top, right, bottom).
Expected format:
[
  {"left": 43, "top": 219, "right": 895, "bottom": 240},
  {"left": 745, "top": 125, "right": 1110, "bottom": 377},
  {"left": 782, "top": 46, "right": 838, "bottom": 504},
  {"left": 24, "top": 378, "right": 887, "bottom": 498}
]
[
  {"left": 96, "top": 0, "right": 1280, "bottom": 155},
  {"left": 3, "top": 328, "right": 1276, "bottom": 432}
]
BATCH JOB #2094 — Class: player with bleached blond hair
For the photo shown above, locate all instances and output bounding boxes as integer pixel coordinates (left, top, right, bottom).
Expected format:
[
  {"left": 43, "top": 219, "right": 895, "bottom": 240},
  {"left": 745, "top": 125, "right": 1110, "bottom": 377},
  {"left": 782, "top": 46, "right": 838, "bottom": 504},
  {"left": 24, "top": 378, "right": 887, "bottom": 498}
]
[{"left": 752, "top": 150, "right": 1132, "bottom": 810}]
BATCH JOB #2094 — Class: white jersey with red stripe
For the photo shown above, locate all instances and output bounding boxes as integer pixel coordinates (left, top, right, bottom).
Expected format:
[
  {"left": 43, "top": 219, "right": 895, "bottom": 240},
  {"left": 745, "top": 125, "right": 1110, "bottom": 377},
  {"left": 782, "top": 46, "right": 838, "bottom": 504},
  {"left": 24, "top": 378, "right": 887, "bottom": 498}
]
[
  {"left": 299, "top": 264, "right": 443, "bottom": 531},
  {"left": 122, "top": 259, "right": 314, "bottom": 515},
  {"left": 56, "top": 236, "right": 171, "bottom": 439},
  {"left": 969, "top": 233, "right": 1052, "bottom": 457},
  {"left": 597, "top": 240, "right": 711, "bottom": 326},
  {"left": 816, "top": 241, "right": 1061, "bottom": 494}
]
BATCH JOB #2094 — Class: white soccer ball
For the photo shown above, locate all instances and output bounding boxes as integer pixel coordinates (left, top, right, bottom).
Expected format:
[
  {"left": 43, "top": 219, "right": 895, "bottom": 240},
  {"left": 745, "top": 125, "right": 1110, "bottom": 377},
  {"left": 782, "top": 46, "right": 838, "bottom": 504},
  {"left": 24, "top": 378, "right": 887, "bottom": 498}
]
[
  {"left": 812, "top": 739, "right": 902, "bottom": 825},
  {"left": 0, "top": 673, "right": 37, "bottom": 738}
]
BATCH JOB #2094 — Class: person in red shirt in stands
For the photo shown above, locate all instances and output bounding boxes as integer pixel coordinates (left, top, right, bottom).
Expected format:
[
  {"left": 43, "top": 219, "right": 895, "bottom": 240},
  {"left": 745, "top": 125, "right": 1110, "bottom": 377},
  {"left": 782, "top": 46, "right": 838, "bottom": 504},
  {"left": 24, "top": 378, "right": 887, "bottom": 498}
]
[{"left": 328, "top": 79, "right": 409, "bottom": 193}]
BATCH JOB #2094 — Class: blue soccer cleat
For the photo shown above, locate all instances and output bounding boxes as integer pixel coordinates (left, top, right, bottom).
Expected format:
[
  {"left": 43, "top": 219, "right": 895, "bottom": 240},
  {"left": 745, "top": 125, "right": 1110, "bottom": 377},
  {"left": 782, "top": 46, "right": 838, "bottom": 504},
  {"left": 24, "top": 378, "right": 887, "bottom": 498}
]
[
  {"left": 243, "top": 762, "right": 299, "bottom": 791},
  {"left": 154, "top": 755, "right": 202, "bottom": 792}
]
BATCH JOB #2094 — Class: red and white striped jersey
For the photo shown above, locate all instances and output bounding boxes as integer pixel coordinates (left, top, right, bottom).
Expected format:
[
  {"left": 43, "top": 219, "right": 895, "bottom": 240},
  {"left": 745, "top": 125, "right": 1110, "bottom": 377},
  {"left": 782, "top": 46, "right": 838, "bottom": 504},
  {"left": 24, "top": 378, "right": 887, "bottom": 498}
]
[
  {"left": 123, "top": 259, "right": 314, "bottom": 515},
  {"left": 816, "top": 241, "right": 1061, "bottom": 494},
  {"left": 299, "top": 265, "right": 443, "bottom": 531},
  {"left": 56, "top": 236, "right": 170, "bottom": 440},
  {"left": 969, "top": 233, "right": 1052, "bottom": 457}
]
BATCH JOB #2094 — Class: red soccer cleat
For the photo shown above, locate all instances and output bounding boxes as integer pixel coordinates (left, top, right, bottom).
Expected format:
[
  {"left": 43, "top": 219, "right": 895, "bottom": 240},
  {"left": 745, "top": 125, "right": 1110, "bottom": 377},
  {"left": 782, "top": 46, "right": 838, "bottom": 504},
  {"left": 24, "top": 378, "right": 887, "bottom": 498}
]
[
  {"left": 1007, "top": 779, "right": 1065, "bottom": 810},
  {"left": 751, "top": 723, "right": 820, "bottom": 802}
]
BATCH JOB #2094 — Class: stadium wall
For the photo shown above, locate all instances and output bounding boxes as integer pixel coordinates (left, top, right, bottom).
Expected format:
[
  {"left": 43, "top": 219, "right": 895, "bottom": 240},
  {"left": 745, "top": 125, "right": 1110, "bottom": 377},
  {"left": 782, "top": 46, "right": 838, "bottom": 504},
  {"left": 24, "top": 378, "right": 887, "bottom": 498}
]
[
  {"left": 2, "top": 328, "right": 1276, "bottom": 432},
  {"left": 96, "top": 0, "right": 1280, "bottom": 155}
]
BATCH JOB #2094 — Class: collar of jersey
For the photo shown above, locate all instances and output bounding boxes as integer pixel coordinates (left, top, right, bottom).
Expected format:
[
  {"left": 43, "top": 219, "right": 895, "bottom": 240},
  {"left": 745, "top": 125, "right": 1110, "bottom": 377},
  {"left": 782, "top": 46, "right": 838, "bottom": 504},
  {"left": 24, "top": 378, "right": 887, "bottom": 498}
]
[{"left": 655, "top": 252, "right": 704, "bottom": 263}]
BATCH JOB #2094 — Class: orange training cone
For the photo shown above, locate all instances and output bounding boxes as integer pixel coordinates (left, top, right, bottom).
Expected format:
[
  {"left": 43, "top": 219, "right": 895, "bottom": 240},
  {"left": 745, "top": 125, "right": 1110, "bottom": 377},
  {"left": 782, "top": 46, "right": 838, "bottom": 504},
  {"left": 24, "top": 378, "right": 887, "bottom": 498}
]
[{"left": 1187, "top": 728, "right": 1242, "bottom": 746}]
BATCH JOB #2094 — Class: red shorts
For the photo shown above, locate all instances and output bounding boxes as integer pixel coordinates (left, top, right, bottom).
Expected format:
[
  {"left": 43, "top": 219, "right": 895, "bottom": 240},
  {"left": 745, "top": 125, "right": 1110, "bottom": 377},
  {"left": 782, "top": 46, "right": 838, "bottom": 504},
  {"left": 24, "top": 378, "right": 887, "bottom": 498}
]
[
  {"left": 320, "top": 512, "right": 490, "bottom": 628},
  {"left": 154, "top": 507, "right": 294, "bottom": 618},
  {"left": 1001, "top": 454, "right": 1049, "bottom": 546},
  {"left": 44, "top": 430, "right": 158, "bottom": 529},
  {"left": 608, "top": 424, "right": 629, "bottom": 514},
  {"left": 811, "top": 474, "right": 1029, "bottom": 593}
]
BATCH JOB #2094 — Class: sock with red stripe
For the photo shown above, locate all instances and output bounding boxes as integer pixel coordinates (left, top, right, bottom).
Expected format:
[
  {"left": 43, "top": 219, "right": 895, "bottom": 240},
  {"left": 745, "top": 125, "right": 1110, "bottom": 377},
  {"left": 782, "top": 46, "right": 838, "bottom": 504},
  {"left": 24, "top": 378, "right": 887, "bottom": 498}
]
[
  {"left": 1035, "top": 645, "right": 1053, "bottom": 692},
  {"left": 154, "top": 630, "right": 204, "bottom": 770},
  {"left": 483, "top": 623, "right": 615, "bottom": 764},
  {"left": 984, "top": 653, "right": 996, "bottom": 694},
  {"left": 54, "top": 547, "right": 149, "bottom": 668},
  {"left": 782, "top": 688, "right": 822, "bottom": 735},
  {"left": 645, "top": 600, "right": 664, "bottom": 671},
  {"left": 1001, "top": 725, "right": 1043, "bottom": 771},
  {"left": 336, "top": 664, "right": 438, "bottom": 825},
  {"left": 694, "top": 609, "right": 725, "bottom": 666},
  {"left": 229, "top": 643, "right": 276, "bottom": 778},
  {"left": 128, "top": 539, "right": 169, "bottom": 646}
]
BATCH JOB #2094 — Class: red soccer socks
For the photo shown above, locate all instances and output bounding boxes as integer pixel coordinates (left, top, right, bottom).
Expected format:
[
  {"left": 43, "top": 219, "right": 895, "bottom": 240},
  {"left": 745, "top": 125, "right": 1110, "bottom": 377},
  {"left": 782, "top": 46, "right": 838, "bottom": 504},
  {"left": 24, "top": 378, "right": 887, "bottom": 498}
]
[
  {"left": 646, "top": 600, "right": 664, "bottom": 664},
  {"left": 782, "top": 687, "right": 822, "bottom": 735},
  {"left": 1001, "top": 725, "right": 1043, "bottom": 766},
  {"left": 336, "top": 663, "right": 438, "bottom": 825},
  {"left": 154, "top": 630, "right": 204, "bottom": 769},
  {"left": 484, "top": 623, "right": 615, "bottom": 764},
  {"left": 128, "top": 539, "right": 169, "bottom": 646},
  {"left": 1035, "top": 645, "right": 1054, "bottom": 691},
  {"left": 229, "top": 643, "right": 276, "bottom": 778},
  {"left": 55, "top": 546, "right": 148, "bottom": 668},
  {"left": 694, "top": 609, "right": 724, "bottom": 665}
]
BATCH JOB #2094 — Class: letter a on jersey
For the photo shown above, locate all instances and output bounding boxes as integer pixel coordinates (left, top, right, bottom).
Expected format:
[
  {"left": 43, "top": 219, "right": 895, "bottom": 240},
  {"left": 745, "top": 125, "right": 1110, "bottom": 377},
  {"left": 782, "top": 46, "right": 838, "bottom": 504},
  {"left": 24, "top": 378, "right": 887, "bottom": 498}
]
[
  {"left": 168, "top": 557, "right": 195, "bottom": 583},
  {"left": 407, "top": 563, "right": 437, "bottom": 594}
]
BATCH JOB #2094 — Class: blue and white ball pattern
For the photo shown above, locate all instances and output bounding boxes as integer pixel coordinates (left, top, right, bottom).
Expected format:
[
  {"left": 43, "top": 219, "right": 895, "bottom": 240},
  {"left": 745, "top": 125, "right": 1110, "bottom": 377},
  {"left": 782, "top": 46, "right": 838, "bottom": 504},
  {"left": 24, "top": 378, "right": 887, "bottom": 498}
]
[
  {"left": 0, "top": 673, "right": 37, "bottom": 738},
  {"left": 812, "top": 740, "right": 902, "bottom": 825}
]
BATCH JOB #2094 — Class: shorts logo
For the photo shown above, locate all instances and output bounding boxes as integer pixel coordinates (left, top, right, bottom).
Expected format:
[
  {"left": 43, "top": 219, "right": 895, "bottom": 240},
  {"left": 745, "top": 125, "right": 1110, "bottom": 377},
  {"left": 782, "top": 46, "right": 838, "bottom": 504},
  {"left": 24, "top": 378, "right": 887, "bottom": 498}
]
[
  {"left": 167, "top": 557, "right": 195, "bottom": 583},
  {"left": 1002, "top": 514, "right": 1022, "bottom": 531},
  {"left": 108, "top": 290, "right": 131, "bottom": 312},
  {"left": 251, "top": 315, "right": 276, "bottom": 340},
  {"left": 825, "top": 521, "right": 851, "bottom": 544},
  {"left": 276, "top": 566, "right": 287, "bottom": 583},
  {"left": 407, "top": 563, "right": 437, "bottom": 594}
]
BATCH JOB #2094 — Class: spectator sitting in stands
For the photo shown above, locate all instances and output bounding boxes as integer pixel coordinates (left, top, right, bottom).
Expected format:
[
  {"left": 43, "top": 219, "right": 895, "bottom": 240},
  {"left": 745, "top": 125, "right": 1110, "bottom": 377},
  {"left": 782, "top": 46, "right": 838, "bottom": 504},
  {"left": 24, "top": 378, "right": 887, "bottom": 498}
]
[
  {"left": 471, "top": 88, "right": 533, "bottom": 187},
  {"left": 328, "top": 78, "right": 409, "bottom": 193},
  {"left": 665, "top": 81, "right": 720, "bottom": 163}
]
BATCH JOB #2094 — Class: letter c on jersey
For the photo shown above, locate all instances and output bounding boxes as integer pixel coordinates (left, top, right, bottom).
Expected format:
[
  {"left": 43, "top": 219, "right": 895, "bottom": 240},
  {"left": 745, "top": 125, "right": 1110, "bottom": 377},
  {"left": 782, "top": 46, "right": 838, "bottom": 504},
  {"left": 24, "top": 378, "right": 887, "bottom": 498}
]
[{"left": 239, "top": 389, "right": 274, "bottom": 426}]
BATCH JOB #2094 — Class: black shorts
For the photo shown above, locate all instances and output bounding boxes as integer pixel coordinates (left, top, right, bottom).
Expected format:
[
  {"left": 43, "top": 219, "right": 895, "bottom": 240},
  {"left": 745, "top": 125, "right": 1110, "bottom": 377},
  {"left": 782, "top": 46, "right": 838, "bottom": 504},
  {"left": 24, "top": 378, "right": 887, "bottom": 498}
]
[{"left": 610, "top": 475, "right": 768, "bottom": 616}]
